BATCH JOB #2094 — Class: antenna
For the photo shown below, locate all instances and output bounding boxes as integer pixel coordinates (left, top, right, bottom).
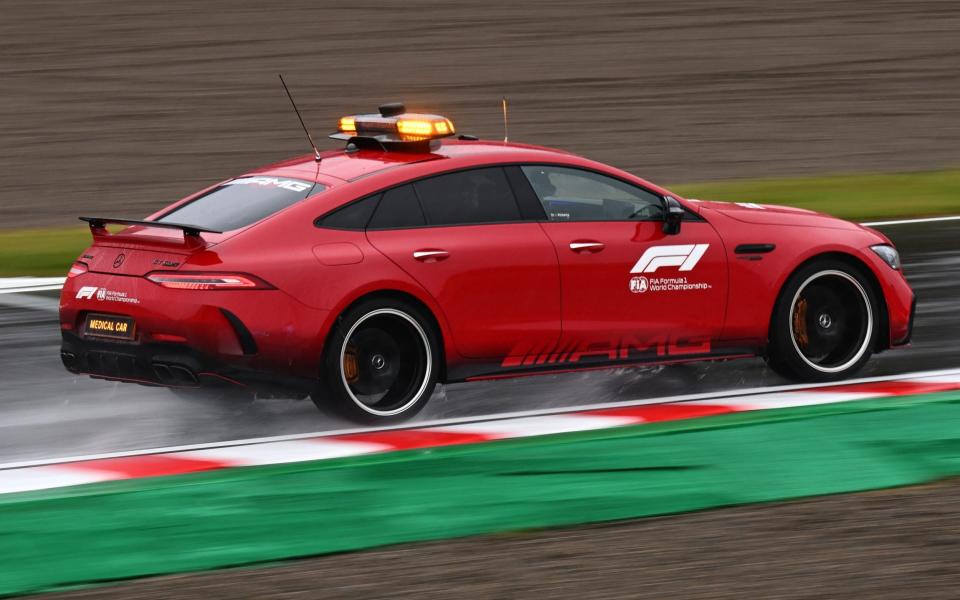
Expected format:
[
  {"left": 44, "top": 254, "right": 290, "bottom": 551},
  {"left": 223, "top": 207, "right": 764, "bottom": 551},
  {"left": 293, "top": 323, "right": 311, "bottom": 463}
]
[
  {"left": 278, "top": 74, "right": 321, "bottom": 162},
  {"left": 501, "top": 97, "right": 509, "bottom": 143}
]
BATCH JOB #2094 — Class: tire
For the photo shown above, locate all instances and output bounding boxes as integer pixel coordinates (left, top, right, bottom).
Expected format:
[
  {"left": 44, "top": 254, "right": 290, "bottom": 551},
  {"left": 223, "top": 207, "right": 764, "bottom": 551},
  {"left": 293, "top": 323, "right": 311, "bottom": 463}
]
[
  {"left": 312, "top": 297, "right": 439, "bottom": 423},
  {"left": 766, "top": 259, "right": 879, "bottom": 382}
]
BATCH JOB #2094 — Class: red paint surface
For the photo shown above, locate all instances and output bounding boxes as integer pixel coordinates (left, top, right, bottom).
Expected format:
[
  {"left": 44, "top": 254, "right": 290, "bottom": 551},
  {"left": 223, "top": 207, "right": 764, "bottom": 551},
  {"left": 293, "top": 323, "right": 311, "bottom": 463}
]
[
  {"left": 816, "top": 381, "right": 960, "bottom": 396},
  {"left": 591, "top": 403, "right": 738, "bottom": 422},
  {"left": 75, "top": 455, "right": 227, "bottom": 478},
  {"left": 335, "top": 429, "right": 493, "bottom": 451}
]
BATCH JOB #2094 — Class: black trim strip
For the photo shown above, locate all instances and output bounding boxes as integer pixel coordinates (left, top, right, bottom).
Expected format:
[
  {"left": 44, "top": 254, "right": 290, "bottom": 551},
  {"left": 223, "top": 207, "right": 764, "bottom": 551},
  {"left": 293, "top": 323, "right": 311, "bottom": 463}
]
[
  {"left": 220, "top": 309, "right": 258, "bottom": 355},
  {"left": 734, "top": 243, "right": 776, "bottom": 254}
]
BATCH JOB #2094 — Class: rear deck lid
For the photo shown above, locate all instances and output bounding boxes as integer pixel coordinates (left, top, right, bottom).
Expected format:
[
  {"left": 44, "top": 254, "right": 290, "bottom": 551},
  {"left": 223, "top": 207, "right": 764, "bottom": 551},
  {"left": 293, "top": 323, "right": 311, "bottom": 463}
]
[{"left": 82, "top": 239, "right": 191, "bottom": 276}]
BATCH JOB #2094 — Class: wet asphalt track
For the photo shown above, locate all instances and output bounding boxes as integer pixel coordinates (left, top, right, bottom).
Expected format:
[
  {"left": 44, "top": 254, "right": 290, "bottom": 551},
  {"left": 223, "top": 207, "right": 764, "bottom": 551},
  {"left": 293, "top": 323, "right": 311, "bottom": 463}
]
[{"left": 0, "top": 220, "right": 957, "bottom": 463}]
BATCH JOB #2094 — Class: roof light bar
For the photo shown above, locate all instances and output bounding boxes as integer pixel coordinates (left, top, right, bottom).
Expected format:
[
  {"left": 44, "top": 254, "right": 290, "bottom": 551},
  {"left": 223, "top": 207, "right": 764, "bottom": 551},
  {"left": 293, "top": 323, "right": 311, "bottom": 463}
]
[
  {"left": 331, "top": 104, "right": 455, "bottom": 144},
  {"left": 396, "top": 117, "right": 453, "bottom": 137},
  {"left": 338, "top": 116, "right": 356, "bottom": 134}
]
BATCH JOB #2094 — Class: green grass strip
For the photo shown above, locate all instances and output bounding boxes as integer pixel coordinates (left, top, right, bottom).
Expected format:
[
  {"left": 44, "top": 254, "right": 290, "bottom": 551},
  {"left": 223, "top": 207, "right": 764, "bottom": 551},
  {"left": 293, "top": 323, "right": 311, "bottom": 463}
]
[
  {"left": 2, "top": 168, "right": 959, "bottom": 277},
  {"left": 671, "top": 168, "right": 960, "bottom": 221},
  {"left": 0, "top": 227, "right": 90, "bottom": 277},
  {"left": 2, "top": 390, "right": 960, "bottom": 596}
]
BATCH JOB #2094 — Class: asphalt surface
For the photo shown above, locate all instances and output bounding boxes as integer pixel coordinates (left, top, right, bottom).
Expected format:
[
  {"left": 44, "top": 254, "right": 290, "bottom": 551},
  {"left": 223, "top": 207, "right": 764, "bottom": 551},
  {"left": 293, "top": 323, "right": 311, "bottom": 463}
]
[
  {"left": 3, "top": 0, "right": 960, "bottom": 227},
  {"left": 0, "top": 219, "right": 956, "bottom": 464}
]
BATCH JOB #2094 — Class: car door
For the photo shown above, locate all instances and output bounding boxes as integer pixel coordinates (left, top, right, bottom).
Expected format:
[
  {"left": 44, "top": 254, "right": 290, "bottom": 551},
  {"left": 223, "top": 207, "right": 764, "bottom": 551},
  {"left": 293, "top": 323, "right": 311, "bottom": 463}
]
[
  {"left": 520, "top": 165, "right": 728, "bottom": 364},
  {"left": 365, "top": 167, "right": 561, "bottom": 361}
]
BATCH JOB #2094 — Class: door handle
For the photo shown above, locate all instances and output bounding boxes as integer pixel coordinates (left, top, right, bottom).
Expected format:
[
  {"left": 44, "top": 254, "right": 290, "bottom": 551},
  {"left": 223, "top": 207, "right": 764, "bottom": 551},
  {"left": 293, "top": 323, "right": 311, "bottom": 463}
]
[
  {"left": 569, "top": 241, "right": 605, "bottom": 253},
  {"left": 413, "top": 249, "right": 450, "bottom": 262}
]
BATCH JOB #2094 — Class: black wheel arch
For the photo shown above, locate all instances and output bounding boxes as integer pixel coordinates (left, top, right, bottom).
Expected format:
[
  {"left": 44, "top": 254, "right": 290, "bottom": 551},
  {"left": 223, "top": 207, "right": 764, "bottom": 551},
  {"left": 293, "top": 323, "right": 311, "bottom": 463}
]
[{"left": 768, "top": 252, "right": 889, "bottom": 354}]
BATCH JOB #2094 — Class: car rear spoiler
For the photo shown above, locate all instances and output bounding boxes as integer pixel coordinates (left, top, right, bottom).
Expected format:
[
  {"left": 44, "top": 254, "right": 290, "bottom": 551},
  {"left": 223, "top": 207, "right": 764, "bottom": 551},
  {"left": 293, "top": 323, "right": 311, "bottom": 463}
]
[{"left": 79, "top": 217, "right": 223, "bottom": 249}]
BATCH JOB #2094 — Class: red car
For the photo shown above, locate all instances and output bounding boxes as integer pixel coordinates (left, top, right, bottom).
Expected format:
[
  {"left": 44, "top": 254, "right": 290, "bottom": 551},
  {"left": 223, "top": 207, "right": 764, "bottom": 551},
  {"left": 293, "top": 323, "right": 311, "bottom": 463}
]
[{"left": 60, "top": 105, "right": 915, "bottom": 423}]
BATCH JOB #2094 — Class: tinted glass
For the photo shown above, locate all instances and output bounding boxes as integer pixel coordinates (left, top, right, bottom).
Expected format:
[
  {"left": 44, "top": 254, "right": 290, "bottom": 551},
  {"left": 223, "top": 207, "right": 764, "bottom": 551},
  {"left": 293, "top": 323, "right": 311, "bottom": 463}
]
[
  {"left": 317, "top": 195, "right": 379, "bottom": 229},
  {"left": 368, "top": 185, "right": 426, "bottom": 229},
  {"left": 159, "top": 176, "right": 323, "bottom": 231},
  {"left": 414, "top": 168, "right": 521, "bottom": 226},
  {"left": 521, "top": 166, "right": 663, "bottom": 222}
]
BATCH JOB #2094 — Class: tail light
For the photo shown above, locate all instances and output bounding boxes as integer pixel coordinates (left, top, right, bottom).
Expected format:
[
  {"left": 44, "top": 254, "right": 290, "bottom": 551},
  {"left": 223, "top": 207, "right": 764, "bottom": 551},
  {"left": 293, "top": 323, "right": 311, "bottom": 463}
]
[
  {"left": 145, "top": 272, "right": 274, "bottom": 290},
  {"left": 67, "top": 262, "right": 88, "bottom": 278}
]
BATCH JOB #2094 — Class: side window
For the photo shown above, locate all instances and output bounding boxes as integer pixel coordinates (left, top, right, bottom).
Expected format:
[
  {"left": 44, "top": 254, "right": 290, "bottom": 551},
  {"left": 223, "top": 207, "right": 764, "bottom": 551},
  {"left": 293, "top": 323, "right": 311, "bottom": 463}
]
[
  {"left": 414, "top": 167, "right": 522, "bottom": 226},
  {"left": 316, "top": 194, "right": 379, "bottom": 229},
  {"left": 368, "top": 185, "right": 426, "bottom": 229},
  {"left": 520, "top": 165, "right": 664, "bottom": 222}
]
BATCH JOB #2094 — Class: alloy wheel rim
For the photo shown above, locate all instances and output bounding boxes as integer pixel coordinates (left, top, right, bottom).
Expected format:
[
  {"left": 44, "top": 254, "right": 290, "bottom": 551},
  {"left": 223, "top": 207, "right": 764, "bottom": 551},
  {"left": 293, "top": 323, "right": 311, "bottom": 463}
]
[
  {"left": 789, "top": 270, "right": 873, "bottom": 373},
  {"left": 339, "top": 308, "right": 432, "bottom": 416}
]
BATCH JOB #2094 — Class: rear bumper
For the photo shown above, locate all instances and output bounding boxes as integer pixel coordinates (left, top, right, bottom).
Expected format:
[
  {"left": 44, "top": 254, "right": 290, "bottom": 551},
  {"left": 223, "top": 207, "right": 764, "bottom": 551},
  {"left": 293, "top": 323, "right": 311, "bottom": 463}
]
[
  {"left": 59, "top": 272, "right": 332, "bottom": 394},
  {"left": 61, "top": 331, "right": 315, "bottom": 395}
]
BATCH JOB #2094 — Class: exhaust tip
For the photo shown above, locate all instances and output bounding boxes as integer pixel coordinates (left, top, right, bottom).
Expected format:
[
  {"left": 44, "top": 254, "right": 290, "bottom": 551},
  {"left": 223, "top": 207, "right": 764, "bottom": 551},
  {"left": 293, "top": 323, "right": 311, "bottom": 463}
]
[
  {"left": 152, "top": 362, "right": 199, "bottom": 386},
  {"left": 60, "top": 351, "right": 79, "bottom": 371}
]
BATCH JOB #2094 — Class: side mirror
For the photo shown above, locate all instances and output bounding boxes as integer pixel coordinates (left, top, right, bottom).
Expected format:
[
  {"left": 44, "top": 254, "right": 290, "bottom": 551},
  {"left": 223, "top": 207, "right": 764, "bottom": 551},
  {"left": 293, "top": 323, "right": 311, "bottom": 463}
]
[{"left": 663, "top": 196, "right": 684, "bottom": 235}]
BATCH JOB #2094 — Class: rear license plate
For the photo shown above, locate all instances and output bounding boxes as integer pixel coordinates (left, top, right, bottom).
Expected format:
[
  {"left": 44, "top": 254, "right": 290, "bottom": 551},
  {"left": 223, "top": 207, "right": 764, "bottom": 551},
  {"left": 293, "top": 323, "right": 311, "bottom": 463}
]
[{"left": 83, "top": 313, "right": 136, "bottom": 341}]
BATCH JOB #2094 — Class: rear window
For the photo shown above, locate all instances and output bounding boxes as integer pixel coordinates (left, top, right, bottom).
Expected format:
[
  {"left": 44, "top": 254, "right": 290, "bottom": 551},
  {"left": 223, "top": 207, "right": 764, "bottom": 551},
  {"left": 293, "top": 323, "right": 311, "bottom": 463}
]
[{"left": 158, "top": 176, "right": 324, "bottom": 231}]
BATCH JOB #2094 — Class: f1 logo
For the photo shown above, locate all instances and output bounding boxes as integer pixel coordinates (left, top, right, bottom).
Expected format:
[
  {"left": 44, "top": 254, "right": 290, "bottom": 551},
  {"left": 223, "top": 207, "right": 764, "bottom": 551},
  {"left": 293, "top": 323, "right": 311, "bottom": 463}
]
[
  {"left": 631, "top": 244, "right": 710, "bottom": 274},
  {"left": 75, "top": 286, "right": 99, "bottom": 300}
]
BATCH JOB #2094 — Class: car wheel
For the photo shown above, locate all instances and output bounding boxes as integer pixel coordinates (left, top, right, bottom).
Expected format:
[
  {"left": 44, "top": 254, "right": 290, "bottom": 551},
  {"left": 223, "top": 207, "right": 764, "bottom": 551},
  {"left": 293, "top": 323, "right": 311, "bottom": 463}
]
[
  {"left": 313, "top": 298, "right": 439, "bottom": 423},
  {"left": 766, "top": 260, "right": 878, "bottom": 382}
]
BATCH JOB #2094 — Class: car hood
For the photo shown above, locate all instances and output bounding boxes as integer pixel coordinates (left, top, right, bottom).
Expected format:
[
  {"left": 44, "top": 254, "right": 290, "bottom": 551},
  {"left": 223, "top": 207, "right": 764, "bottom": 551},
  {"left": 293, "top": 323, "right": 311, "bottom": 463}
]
[{"left": 689, "top": 198, "right": 862, "bottom": 231}]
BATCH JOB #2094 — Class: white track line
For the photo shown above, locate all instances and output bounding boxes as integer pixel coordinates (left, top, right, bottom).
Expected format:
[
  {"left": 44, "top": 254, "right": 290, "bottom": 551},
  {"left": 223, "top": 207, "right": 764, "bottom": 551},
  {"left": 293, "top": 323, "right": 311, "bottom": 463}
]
[
  {"left": 862, "top": 215, "right": 960, "bottom": 227},
  {"left": 0, "top": 285, "right": 64, "bottom": 294},
  {"left": 182, "top": 439, "right": 392, "bottom": 466},
  {"left": 3, "top": 366, "right": 959, "bottom": 472},
  {"left": 0, "top": 277, "right": 66, "bottom": 294}
]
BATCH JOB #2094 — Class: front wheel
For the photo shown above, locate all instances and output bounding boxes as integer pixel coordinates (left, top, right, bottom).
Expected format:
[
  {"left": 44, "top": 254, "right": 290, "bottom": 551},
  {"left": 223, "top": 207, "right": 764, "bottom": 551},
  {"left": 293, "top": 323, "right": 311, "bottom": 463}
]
[
  {"left": 313, "top": 298, "right": 439, "bottom": 423},
  {"left": 766, "top": 260, "right": 879, "bottom": 382}
]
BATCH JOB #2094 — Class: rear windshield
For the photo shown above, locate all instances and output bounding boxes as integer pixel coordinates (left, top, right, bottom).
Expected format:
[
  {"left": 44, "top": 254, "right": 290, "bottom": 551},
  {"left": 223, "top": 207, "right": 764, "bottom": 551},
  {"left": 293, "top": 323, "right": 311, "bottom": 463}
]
[{"left": 158, "top": 176, "right": 324, "bottom": 231}]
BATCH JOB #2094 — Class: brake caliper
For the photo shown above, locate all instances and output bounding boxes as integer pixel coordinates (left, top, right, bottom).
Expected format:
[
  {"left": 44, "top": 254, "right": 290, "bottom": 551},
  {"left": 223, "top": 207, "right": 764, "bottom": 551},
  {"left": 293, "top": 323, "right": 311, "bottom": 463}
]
[
  {"left": 793, "top": 298, "right": 809, "bottom": 350},
  {"left": 343, "top": 346, "right": 360, "bottom": 383}
]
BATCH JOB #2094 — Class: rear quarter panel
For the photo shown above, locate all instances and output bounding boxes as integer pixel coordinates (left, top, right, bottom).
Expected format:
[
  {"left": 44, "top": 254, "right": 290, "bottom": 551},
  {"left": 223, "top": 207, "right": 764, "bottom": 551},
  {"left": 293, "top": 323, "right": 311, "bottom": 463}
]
[{"left": 205, "top": 190, "right": 458, "bottom": 371}]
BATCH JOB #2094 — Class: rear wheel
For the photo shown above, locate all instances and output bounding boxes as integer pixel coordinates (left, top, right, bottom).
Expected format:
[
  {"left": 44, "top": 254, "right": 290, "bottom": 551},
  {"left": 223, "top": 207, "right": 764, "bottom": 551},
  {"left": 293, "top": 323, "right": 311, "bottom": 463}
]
[
  {"left": 313, "top": 298, "right": 439, "bottom": 423},
  {"left": 766, "top": 260, "right": 878, "bottom": 382}
]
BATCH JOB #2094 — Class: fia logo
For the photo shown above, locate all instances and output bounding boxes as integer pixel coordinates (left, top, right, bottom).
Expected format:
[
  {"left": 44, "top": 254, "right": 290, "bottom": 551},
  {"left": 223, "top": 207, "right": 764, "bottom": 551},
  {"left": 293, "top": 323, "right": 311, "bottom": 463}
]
[{"left": 629, "top": 276, "right": 648, "bottom": 294}]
